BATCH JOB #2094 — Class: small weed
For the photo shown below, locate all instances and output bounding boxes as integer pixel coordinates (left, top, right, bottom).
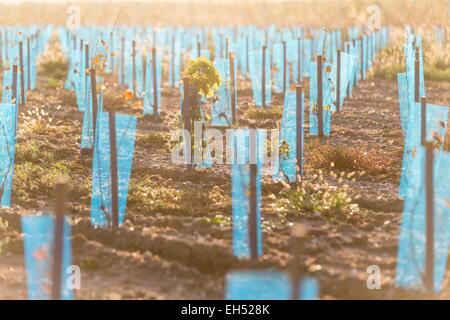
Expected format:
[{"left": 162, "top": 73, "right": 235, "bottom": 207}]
[
  {"left": 277, "top": 172, "right": 360, "bottom": 220},
  {"left": 128, "top": 175, "right": 227, "bottom": 216},
  {"left": 38, "top": 55, "right": 68, "bottom": 81},
  {"left": 15, "top": 140, "right": 55, "bottom": 165},
  {"left": 13, "top": 160, "right": 70, "bottom": 200},
  {"left": 306, "top": 139, "right": 392, "bottom": 178},
  {"left": 137, "top": 132, "right": 169, "bottom": 149},
  {"left": 245, "top": 106, "right": 283, "bottom": 121},
  {"left": 20, "top": 107, "right": 60, "bottom": 135}
]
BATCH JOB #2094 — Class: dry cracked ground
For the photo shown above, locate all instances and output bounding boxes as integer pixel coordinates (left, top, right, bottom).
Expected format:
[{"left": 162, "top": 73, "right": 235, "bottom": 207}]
[{"left": 0, "top": 37, "right": 450, "bottom": 300}]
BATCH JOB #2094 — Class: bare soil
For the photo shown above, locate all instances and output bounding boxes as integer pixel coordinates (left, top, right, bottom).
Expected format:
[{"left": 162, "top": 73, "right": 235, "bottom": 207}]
[{"left": 1, "top": 42, "right": 450, "bottom": 300}]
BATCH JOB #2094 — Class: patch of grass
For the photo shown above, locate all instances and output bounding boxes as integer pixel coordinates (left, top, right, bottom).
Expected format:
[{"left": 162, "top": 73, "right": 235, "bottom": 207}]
[
  {"left": 373, "top": 42, "right": 450, "bottom": 82},
  {"left": 128, "top": 175, "right": 181, "bottom": 213},
  {"left": 203, "top": 214, "right": 231, "bottom": 227},
  {"left": 277, "top": 173, "right": 360, "bottom": 220},
  {"left": 128, "top": 174, "right": 227, "bottom": 216},
  {"left": 45, "top": 77, "right": 62, "bottom": 89},
  {"left": 15, "top": 140, "right": 55, "bottom": 165},
  {"left": 39, "top": 55, "right": 68, "bottom": 81},
  {"left": 20, "top": 107, "right": 60, "bottom": 135},
  {"left": 103, "top": 91, "right": 128, "bottom": 110},
  {"left": 13, "top": 160, "right": 71, "bottom": 201},
  {"left": 373, "top": 64, "right": 405, "bottom": 80},
  {"left": 306, "top": 139, "right": 392, "bottom": 177},
  {"left": 372, "top": 45, "right": 405, "bottom": 80},
  {"left": 0, "top": 217, "right": 8, "bottom": 232},
  {"left": 78, "top": 257, "right": 99, "bottom": 271},
  {"left": 137, "top": 132, "right": 169, "bottom": 149},
  {"left": 245, "top": 106, "right": 283, "bottom": 121},
  {"left": 424, "top": 66, "right": 450, "bottom": 82}
]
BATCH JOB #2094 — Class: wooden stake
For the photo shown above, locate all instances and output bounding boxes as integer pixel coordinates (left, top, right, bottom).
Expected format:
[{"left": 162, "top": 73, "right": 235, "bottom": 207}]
[
  {"left": 19, "top": 41, "right": 25, "bottom": 107},
  {"left": 85, "top": 43, "right": 89, "bottom": 97},
  {"left": 52, "top": 178, "right": 68, "bottom": 300},
  {"left": 290, "top": 224, "right": 307, "bottom": 300},
  {"left": 360, "top": 36, "right": 364, "bottom": 80},
  {"left": 246, "top": 36, "right": 250, "bottom": 78},
  {"left": 297, "top": 37, "right": 302, "bottom": 84},
  {"left": 197, "top": 40, "right": 201, "bottom": 58},
  {"left": 4, "top": 31, "right": 8, "bottom": 61},
  {"left": 27, "top": 37, "right": 30, "bottom": 91},
  {"left": 229, "top": 52, "right": 237, "bottom": 124},
  {"left": 282, "top": 41, "right": 287, "bottom": 95},
  {"left": 120, "top": 37, "right": 125, "bottom": 85},
  {"left": 346, "top": 42, "right": 351, "bottom": 97},
  {"left": 225, "top": 37, "right": 229, "bottom": 59},
  {"left": 248, "top": 127, "right": 258, "bottom": 261},
  {"left": 414, "top": 47, "right": 420, "bottom": 103},
  {"left": 142, "top": 53, "right": 147, "bottom": 99},
  {"left": 262, "top": 45, "right": 266, "bottom": 108},
  {"left": 352, "top": 39, "right": 357, "bottom": 86},
  {"left": 171, "top": 35, "right": 175, "bottom": 87},
  {"left": 425, "top": 141, "right": 434, "bottom": 294},
  {"left": 132, "top": 40, "right": 136, "bottom": 97},
  {"left": 317, "top": 55, "right": 324, "bottom": 138},
  {"left": 336, "top": 49, "right": 341, "bottom": 113},
  {"left": 90, "top": 68, "right": 98, "bottom": 142},
  {"left": 0, "top": 33, "right": 3, "bottom": 72},
  {"left": 110, "top": 31, "right": 115, "bottom": 74},
  {"left": 152, "top": 47, "right": 158, "bottom": 115},
  {"left": 182, "top": 77, "right": 192, "bottom": 171},
  {"left": 108, "top": 111, "right": 119, "bottom": 228},
  {"left": 296, "top": 85, "right": 304, "bottom": 178},
  {"left": 421, "top": 97, "right": 427, "bottom": 145},
  {"left": 12, "top": 65, "right": 18, "bottom": 105}
]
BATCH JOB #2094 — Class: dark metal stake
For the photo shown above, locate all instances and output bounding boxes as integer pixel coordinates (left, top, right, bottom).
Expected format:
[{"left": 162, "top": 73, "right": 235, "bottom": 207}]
[
  {"left": 336, "top": 49, "right": 341, "bottom": 113},
  {"left": 197, "top": 40, "right": 201, "bottom": 58},
  {"left": 142, "top": 53, "right": 147, "bottom": 99},
  {"left": 152, "top": 47, "right": 158, "bottom": 115},
  {"left": 290, "top": 224, "right": 307, "bottom": 300},
  {"left": 421, "top": 97, "right": 427, "bottom": 145},
  {"left": 225, "top": 37, "right": 229, "bottom": 59},
  {"left": 346, "top": 42, "right": 351, "bottom": 97},
  {"left": 52, "top": 179, "right": 68, "bottom": 300},
  {"left": 182, "top": 77, "right": 192, "bottom": 171},
  {"left": 317, "top": 55, "right": 324, "bottom": 138},
  {"left": 246, "top": 36, "right": 249, "bottom": 78},
  {"left": 296, "top": 85, "right": 304, "bottom": 178},
  {"left": 12, "top": 65, "right": 18, "bottom": 105},
  {"left": 283, "top": 40, "right": 287, "bottom": 95},
  {"left": 297, "top": 37, "right": 302, "bottom": 84},
  {"left": 414, "top": 47, "right": 420, "bottom": 103},
  {"left": 171, "top": 35, "right": 175, "bottom": 87},
  {"left": 19, "top": 41, "right": 25, "bottom": 107},
  {"left": 27, "top": 37, "right": 30, "bottom": 91},
  {"left": 85, "top": 43, "right": 89, "bottom": 98},
  {"left": 108, "top": 111, "right": 119, "bottom": 229},
  {"left": 120, "top": 37, "right": 125, "bottom": 85},
  {"left": 90, "top": 68, "right": 98, "bottom": 141},
  {"left": 110, "top": 31, "right": 114, "bottom": 74},
  {"left": 132, "top": 40, "right": 136, "bottom": 97},
  {"left": 229, "top": 52, "right": 237, "bottom": 124},
  {"left": 425, "top": 141, "right": 434, "bottom": 294},
  {"left": 262, "top": 45, "right": 266, "bottom": 108},
  {"left": 248, "top": 127, "right": 258, "bottom": 261},
  {"left": 360, "top": 36, "right": 364, "bottom": 80}
]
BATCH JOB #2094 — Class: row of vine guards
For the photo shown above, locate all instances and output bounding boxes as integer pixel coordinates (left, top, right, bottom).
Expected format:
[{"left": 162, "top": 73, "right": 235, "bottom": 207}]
[{"left": 396, "top": 28, "right": 450, "bottom": 295}]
